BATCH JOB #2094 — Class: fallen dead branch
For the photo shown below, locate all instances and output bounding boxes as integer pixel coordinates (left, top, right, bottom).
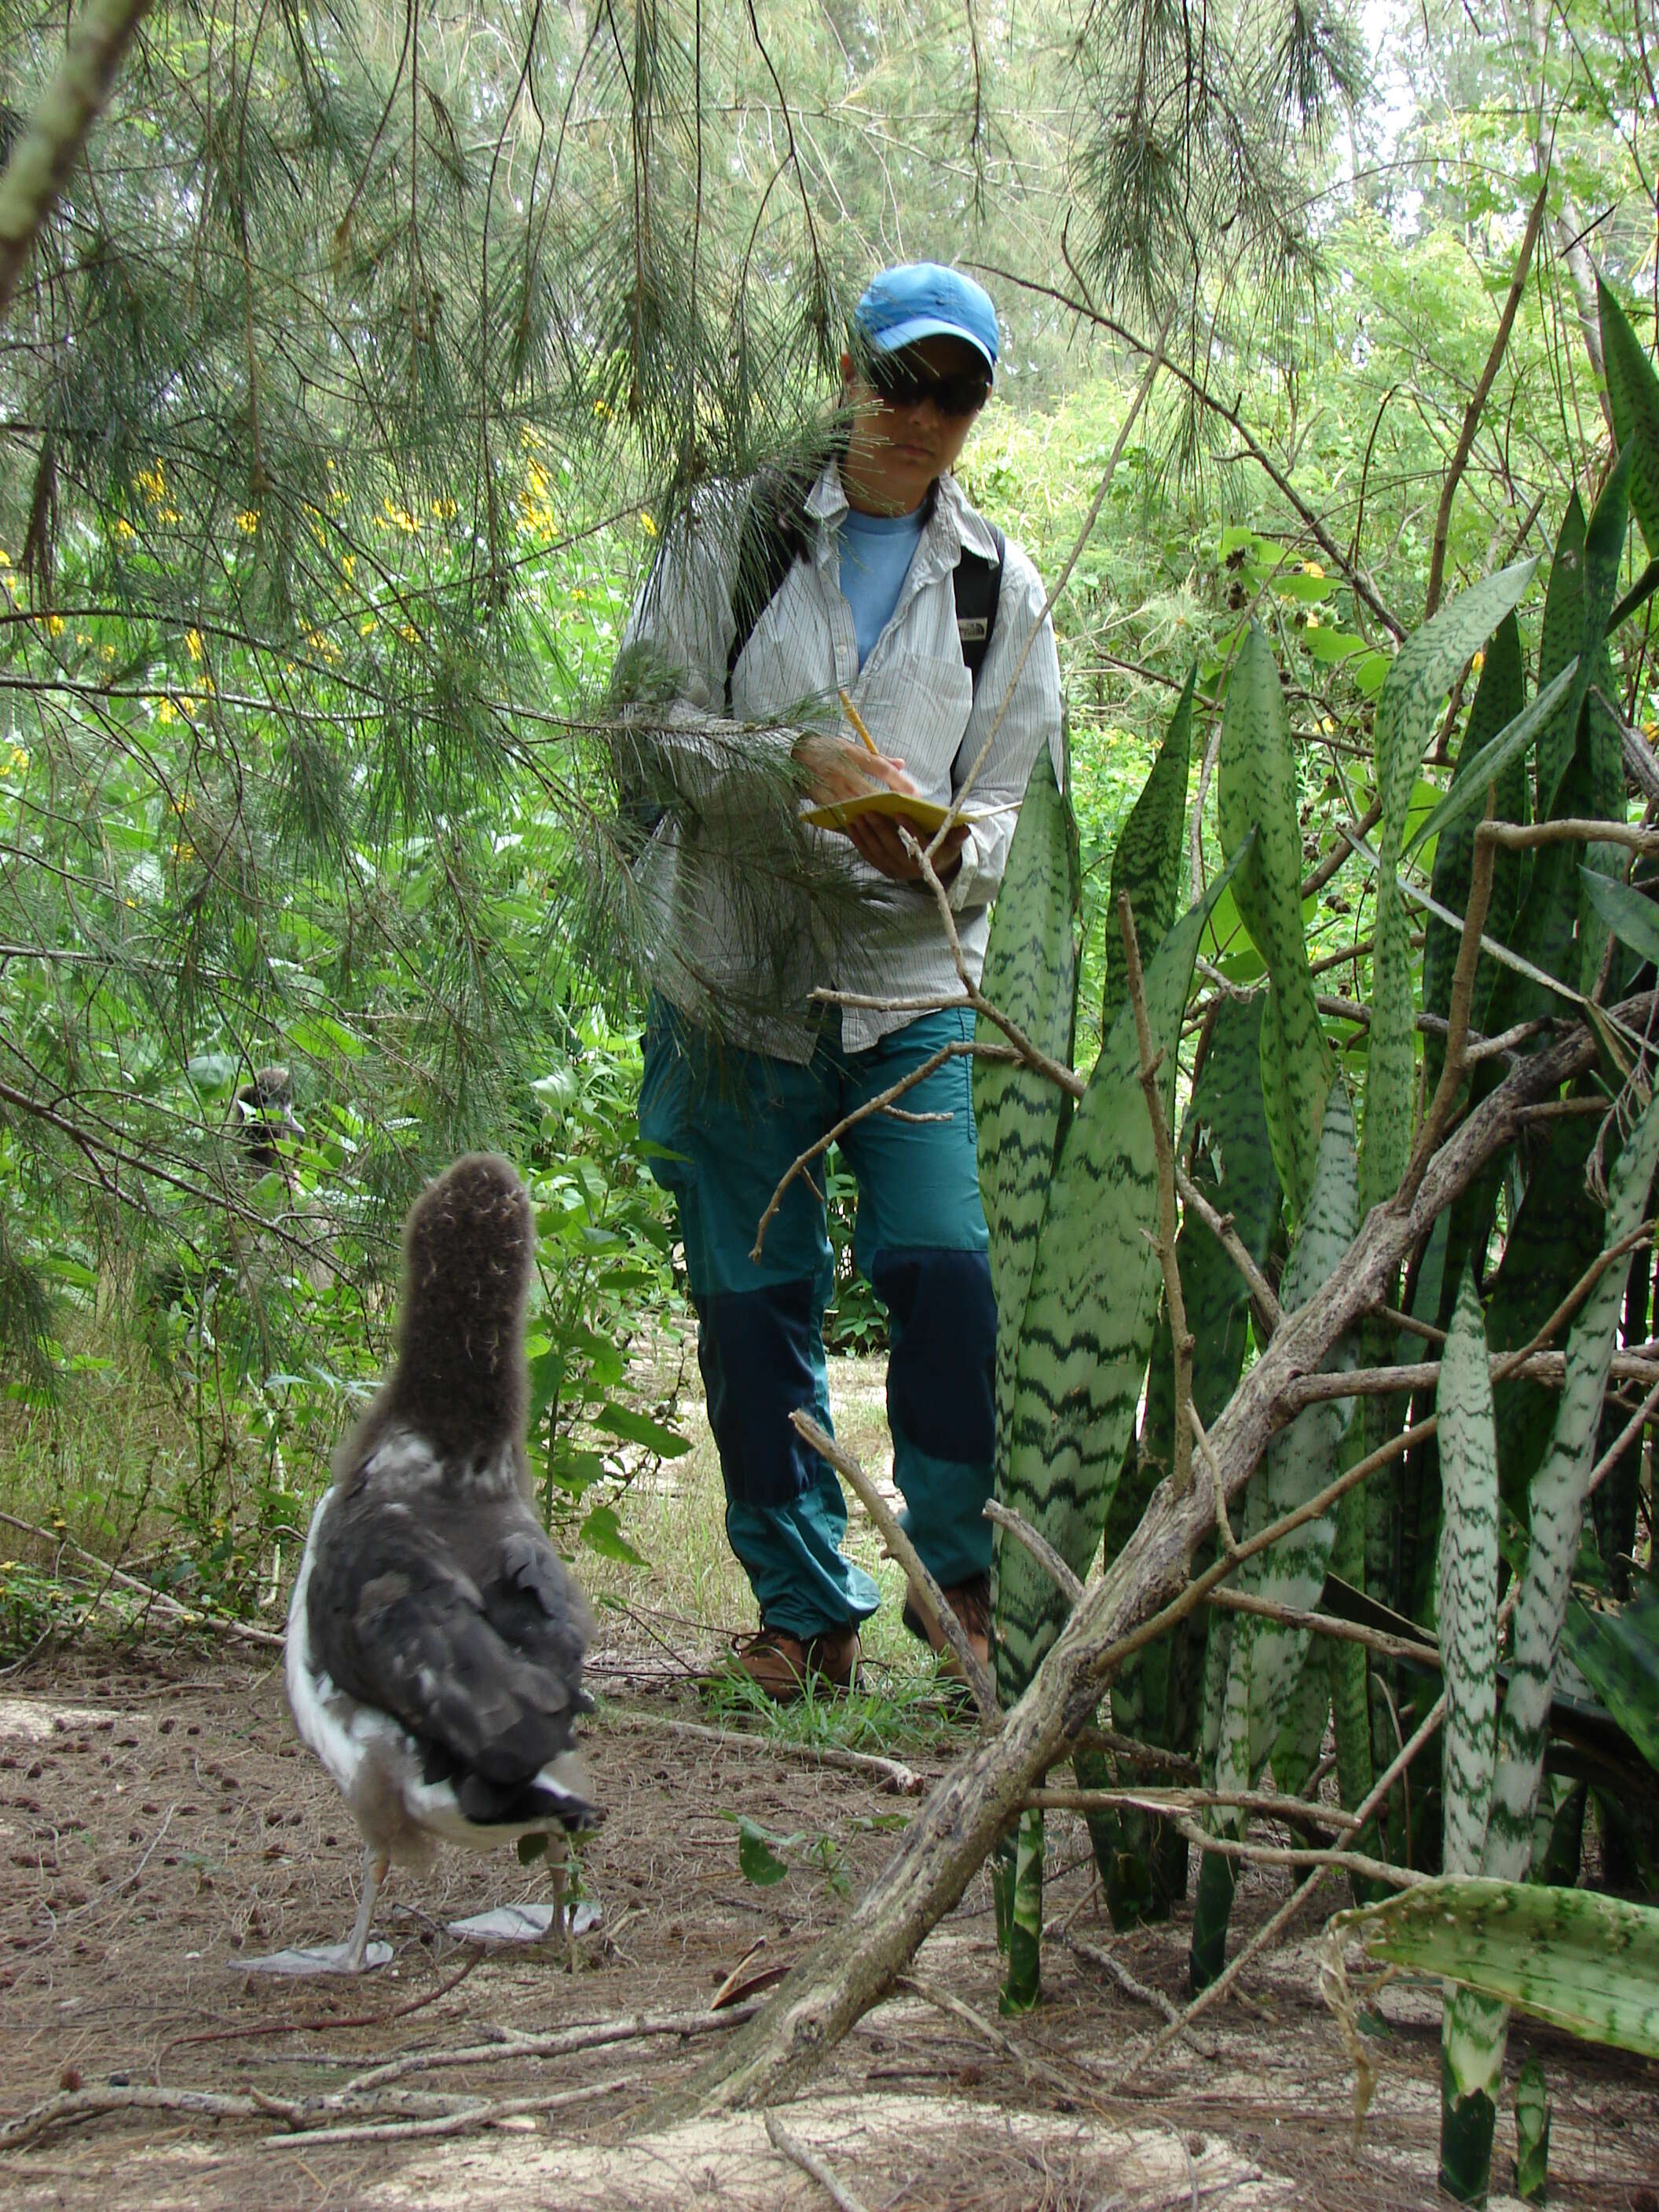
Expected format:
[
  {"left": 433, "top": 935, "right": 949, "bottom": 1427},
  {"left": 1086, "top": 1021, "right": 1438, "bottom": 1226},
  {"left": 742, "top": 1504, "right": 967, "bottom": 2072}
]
[
  {"left": 606, "top": 1705, "right": 925, "bottom": 1797},
  {"left": 639, "top": 999, "right": 1644, "bottom": 2123},
  {"left": 764, "top": 2108, "right": 873, "bottom": 2212},
  {"left": 0, "top": 1510, "right": 284, "bottom": 1649},
  {"left": 0, "top": 2004, "right": 759, "bottom": 2153}
]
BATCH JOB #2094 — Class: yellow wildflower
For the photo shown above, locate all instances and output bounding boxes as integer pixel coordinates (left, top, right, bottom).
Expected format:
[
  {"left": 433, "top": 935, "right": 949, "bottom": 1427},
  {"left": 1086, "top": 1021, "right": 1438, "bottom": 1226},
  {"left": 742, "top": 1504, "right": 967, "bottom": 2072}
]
[
  {"left": 360, "top": 614, "right": 376, "bottom": 635},
  {"left": 113, "top": 518, "right": 138, "bottom": 543},
  {"left": 1472, "top": 650, "right": 1485, "bottom": 672},
  {"left": 341, "top": 553, "right": 356, "bottom": 581},
  {"left": 185, "top": 628, "right": 203, "bottom": 661},
  {"left": 431, "top": 496, "right": 456, "bottom": 520},
  {"left": 2, "top": 744, "right": 29, "bottom": 774},
  {"left": 44, "top": 613, "right": 64, "bottom": 635},
  {"left": 135, "top": 460, "right": 167, "bottom": 502},
  {"left": 236, "top": 510, "right": 260, "bottom": 533},
  {"left": 639, "top": 511, "right": 657, "bottom": 538},
  {"left": 1302, "top": 559, "right": 1325, "bottom": 578},
  {"left": 156, "top": 697, "right": 177, "bottom": 724}
]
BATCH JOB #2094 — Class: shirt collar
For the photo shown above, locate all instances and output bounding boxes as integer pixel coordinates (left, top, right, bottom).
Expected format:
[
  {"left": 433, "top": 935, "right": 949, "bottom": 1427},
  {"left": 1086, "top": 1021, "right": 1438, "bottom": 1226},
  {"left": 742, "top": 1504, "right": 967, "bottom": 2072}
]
[{"left": 804, "top": 460, "right": 997, "bottom": 563}]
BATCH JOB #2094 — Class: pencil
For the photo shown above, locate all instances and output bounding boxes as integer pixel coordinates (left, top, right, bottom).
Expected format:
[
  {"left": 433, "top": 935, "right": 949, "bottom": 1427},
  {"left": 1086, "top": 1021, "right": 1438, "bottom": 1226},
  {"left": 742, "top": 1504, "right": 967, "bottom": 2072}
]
[{"left": 838, "top": 689, "right": 882, "bottom": 757}]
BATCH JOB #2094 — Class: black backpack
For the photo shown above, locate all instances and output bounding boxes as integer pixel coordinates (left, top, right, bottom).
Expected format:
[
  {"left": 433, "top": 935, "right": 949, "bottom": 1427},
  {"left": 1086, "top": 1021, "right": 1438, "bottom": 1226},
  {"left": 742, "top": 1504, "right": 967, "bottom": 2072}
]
[{"left": 724, "top": 471, "right": 1005, "bottom": 710}]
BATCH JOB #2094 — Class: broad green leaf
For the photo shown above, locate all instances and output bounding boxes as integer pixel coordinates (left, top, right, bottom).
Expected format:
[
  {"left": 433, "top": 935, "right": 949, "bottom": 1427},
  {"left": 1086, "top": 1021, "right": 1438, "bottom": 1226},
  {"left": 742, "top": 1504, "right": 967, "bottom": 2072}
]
[
  {"left": 975, "top": 744, "right": 1081, "bottom": 1483},
  {"left": 1217, "top": 622, "right": 1331, "bottom": 1216},
  {"left": 577, "top": 1503, "right": 649, "bottom": 1566},
  {"left": 595, "top": 1401, "right": 692, "bottom": 1456},
  {"left": 993, "top": 851, "right": 1243, "bottom": 1700},
  {"left": 736, "top": 1817, "right": 793, "bottom": 1886},
  {"left": 1101, "top": 667, "right": 1194, "bottom": 1038},
  {"left": 1362, "top": 562, "right": 1536, "bottom": 1216},
  {"left": 1562, "top": 1590, "right": 1659, "bottom": 1774},
  {"left": 1338, "top": 1878, "right": 1659, "bottom": 2060},
  {"left": 1404, "top": 657, "right": 1577, "bottom": 859},
  {"left": 1578, "top": 866, "right": 1659, "bottom": 972},
  {"left": 1436, "top": 1268, "right": 1500, "bottom": 1878},
  {"left": 1600, "top": 276, "right": 1659, "bottom": 560}
]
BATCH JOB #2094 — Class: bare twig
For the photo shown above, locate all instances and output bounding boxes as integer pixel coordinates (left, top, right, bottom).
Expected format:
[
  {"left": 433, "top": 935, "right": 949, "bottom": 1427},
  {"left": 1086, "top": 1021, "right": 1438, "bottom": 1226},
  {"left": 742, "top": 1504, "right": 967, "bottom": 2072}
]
[
  {"left": 1027, "top": 1784, "right": 1359, "bottom": 1833},
  {"left": 1402, "top": 793, "right": 1497, "bottom": 1205},
  {"left": 1587, "top": 1374, "right": 1659, "bottom": 1497},
  {"left": 764, "top": 2108, "right": 873, "bottom": 2212},
  {"left": 792, "top": 1412, "right": 998, "bottom": 1723},
  {"left": 605, "top": 1705, "right": 923, "bottom": 1797},
  {"left": 1174, "top": 1166, "right": 1282, "bottom": 1335},
  {"left": 1282, "top": 1346, "right": 1659, "bottom": 1407},
  {"left": 1067, "top": 1936, "right": 1181, "bottom": 2024},
  {"left": 896, "top": 1975, "right": 1079, "bottom": 2099},
  {"left": 1169, "top": 1815, "right": 1419, "bottom": 1891},
  {"left": 1203, "top": 1584, "right": 1438, "bottom": 1668},
  {"left": 1480, "top": 817, "right": 1659, "bottom": 851},
  {"left": 1120, "top": 891, "right": 1192, "bottom": 1492},
  {"left": 983, "top": 1500, "right": 1083, "bottom": 1605},
  {"left": 1424, "top": 178, "right": 1549, "bottom": 619}
]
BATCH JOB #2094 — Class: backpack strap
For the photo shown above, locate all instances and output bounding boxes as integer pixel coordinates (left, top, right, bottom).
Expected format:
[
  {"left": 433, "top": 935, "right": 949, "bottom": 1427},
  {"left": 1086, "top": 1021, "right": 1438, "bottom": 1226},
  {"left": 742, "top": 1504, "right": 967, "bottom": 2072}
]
[
  {"left": 725, "top": 474, "right": 814, "bottom": 712},
  {"left": 953, "top": 523, "right": 1005, "bottom": 693}
]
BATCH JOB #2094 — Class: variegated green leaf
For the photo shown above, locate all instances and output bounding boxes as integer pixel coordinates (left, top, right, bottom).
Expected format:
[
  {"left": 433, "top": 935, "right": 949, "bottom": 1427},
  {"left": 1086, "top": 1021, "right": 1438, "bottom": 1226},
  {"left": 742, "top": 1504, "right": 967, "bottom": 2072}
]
[
  {"left": 1515, "top": 2056, "right": 1550, "bottom": 2203},
  {"left": 992, "top": 852, "right": 1243, "bottom": 1700},
  {"left": 1217, "top": 621, "right": 1332, "bottom": 1218},
  {"left": 1361, "top": 562, "right": 1535, "bottom": 1217},
  {"left": 1600, "top": 275, "right": 1659, "bottom": 560},
  {"left": 1404, "top": 654, "right": 1573, "bottom": 860},
  {"left": 1101, "top": 667, "right": 1195, "bottom": 1038},
  {"left": 1562, "top": 1590, "right": 1659, "bottom": 1774},
  {"left": 975, "top": 743, "right": 1081, "bottom": 1471},
  {"left": 1486, "top": 1082, "right": 1659, "bottom": 1882},
  {"left": 1192, "top": 1082, "right": 1357, "bottom": 1987},
  {"left": 1435, "top": 1267, "right": 1500, "bottom": 1879},
  {"left": 999, "top": 1807, "right": 1044, "bottom": 2014},
  {"left": 1578, "top": 867, "right": 1659, "bottom": 972},
  {"left": 1339, "top": 1878, "right": 1659, "bottom": 2060}
]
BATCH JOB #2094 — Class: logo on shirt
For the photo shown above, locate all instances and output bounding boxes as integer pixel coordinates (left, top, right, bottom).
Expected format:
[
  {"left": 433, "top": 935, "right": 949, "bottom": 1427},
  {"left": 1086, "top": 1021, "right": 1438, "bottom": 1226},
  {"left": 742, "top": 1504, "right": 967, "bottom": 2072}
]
[{"left": 957, "top": 617, "right": 990, "bottom": 643}]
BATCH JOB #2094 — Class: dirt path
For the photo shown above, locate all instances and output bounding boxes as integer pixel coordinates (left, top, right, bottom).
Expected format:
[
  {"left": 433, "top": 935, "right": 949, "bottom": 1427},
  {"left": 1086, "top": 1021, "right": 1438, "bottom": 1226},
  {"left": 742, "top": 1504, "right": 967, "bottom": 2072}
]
[{"left": 1, "top": 1655, "right": 1654, "bottom": 2210}]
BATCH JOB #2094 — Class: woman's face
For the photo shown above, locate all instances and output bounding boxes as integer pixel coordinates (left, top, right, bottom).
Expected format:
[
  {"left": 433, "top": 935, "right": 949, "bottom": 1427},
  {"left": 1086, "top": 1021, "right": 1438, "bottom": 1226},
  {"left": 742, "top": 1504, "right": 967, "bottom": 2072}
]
[{"left": 839, "top": 333, "right": 991, "bottom": 515}]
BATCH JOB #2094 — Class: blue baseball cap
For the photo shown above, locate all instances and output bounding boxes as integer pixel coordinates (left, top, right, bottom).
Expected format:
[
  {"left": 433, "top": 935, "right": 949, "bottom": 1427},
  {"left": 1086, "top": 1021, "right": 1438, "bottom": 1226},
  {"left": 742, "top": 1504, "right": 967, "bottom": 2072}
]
[{"left": 852, "top": 263, "right": 999, "bottom": 373}]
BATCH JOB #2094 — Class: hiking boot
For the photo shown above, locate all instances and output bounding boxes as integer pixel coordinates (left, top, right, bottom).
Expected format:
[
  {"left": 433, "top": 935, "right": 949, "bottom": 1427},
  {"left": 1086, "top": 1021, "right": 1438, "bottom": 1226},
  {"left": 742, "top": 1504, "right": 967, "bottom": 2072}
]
[
  {"left": 901, "top": 1572, "right": 991, "bottom": 1684},
  {"left": 723, "top": 1624, "right": 862, "bottom": 1704}
]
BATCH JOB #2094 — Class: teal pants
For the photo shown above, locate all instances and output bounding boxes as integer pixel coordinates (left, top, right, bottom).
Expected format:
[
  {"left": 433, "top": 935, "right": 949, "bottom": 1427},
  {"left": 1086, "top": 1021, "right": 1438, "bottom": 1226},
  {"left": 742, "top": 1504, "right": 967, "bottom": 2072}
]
[{"left": 639, "top": 1000, "right": 996, "bottom": 1639}]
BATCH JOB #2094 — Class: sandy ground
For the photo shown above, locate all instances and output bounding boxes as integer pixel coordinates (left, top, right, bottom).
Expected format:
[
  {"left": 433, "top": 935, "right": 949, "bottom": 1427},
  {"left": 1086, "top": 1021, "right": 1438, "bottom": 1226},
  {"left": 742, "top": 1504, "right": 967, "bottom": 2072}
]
[{"left": 1, "top": 1650, "right": 1655, "bottom": 2212}]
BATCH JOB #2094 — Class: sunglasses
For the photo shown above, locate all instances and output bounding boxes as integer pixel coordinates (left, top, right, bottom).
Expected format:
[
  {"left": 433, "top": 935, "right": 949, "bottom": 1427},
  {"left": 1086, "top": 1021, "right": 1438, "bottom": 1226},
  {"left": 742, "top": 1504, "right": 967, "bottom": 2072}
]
[{"left": 865, "top": 353, "right": 991, "bottom": 419}]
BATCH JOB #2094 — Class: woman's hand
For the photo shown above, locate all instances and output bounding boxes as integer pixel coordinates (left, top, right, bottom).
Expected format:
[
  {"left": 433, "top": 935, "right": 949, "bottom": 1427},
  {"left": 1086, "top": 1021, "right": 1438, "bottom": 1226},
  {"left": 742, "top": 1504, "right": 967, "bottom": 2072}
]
[{"left": 793, "top": 731, "right": 969, "bottom": 884}]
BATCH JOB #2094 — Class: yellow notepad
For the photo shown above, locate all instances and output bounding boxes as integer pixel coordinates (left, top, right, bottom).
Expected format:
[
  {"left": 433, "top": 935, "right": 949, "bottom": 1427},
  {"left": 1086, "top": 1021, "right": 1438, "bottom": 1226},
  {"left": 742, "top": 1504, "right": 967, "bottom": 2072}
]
[{"left": 803, "top": 792, "right": 1008, "bottom": 834}]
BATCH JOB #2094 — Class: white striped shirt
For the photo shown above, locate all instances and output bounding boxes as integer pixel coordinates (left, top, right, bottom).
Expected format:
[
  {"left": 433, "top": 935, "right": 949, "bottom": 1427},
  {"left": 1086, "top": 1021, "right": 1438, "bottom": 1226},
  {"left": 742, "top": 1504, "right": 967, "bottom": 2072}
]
[{"left": 621, "top": 459, "right": 1064, "bottom": 1061}]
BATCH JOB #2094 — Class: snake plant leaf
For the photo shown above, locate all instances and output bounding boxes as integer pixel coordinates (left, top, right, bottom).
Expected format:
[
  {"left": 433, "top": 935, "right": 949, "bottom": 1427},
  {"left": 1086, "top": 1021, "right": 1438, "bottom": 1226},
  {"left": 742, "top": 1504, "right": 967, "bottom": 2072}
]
[
  {"left": 1578, "top": 866, "right": 1659, "bottom": 972},
  {"left": 1101, "top": 666, "right": 1195, "bottom": 1038},
  {"left": 1338, "top": 1878, "right": 1659, "bottom": 2060},
  {"left": 1095, "top": 994, "right": 1284, "bottom": 1923},
  {"left": 1420, "top": 617, "right": 1526, "bottom": 1105},
  {"left": 1562, "top": 1591, "right": 1659, "bottom": 1774},
  {"left": 1361, "top": 562, "right": 1536, "bottom": 1218},
  {"left": 999, "top": 1806, "right": 1045, "bottom": 2013},
  {"left": 1192, "top": 1082, "right": 1358, "bottom": 1987},
  {"left": 1514, "top": 2057, "right": 1550, "bottom": 2203},
  {"left": 1436, "top": 1267, "right": 1501, "bottom": 1879},
  {"left": 1486, "top": 1082, "right": 1659, "bottom": 1882},
  {"left": 975, "top": 742, "right": 1080, "bottom": 1474},
  {"left": 1600, "top": 275, "right": 1659, "bottom": 562},
  {"left": 1404, "top": 655, "right": 1575, "bottom": 860},
  {"left": 1217, "top": 621, "right": 1331, "bottom": 1219},
  {"left": 993, "top": 850, "right": 1245, "bottom": 1701}
]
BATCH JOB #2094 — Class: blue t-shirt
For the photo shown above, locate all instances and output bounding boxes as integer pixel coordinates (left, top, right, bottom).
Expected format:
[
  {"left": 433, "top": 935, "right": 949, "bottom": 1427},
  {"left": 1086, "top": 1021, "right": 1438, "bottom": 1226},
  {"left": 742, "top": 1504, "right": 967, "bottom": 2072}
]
[{"left": 837, "top": 504, "right": 925, "bottom": 669}]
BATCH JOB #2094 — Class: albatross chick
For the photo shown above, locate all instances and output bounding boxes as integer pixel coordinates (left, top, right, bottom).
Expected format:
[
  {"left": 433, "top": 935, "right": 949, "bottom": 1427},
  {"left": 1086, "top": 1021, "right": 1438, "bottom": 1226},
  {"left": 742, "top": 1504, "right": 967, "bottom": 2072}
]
[{"left": 247, "top": 1152, "right": 601, "bottom": 1975}]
